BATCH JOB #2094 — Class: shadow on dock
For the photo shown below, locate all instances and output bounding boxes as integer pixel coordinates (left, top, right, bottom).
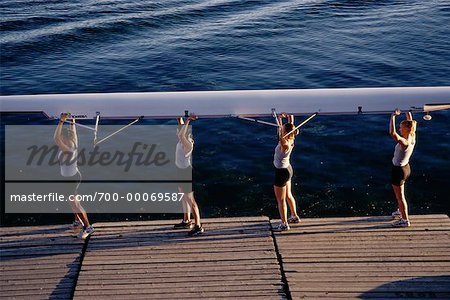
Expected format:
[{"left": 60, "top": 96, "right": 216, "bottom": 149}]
[{"left": 359, "top": 276, "right": 450, "bottom": 299}]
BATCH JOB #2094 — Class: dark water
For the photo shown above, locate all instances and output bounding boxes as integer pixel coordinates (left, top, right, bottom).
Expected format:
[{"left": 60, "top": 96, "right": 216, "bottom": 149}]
[{"left": 1, "top": 0, "right": 450, "bottom": 225}]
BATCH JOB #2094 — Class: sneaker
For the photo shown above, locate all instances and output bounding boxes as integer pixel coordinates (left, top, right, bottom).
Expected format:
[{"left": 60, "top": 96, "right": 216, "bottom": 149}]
[
  {"left": 391, "top": 209, "right": 401, "bottom": 219},
  {"left": 71, "top": 220, "right": 83, "bottom": 230},
  {"left": 392, "top": 218, "right": 410, "bottom": 228},
  {"left": 274, "top": 223, "right": 290, "bottom": 232},
  {"left": 287, "top": 215, "right": 301, "bottom": 224},
  {"left": 79, "top": 226, "right": 95, "bottom": 240},
  {"left": 174, "top": 220, "right": 193, "bottom": 229},
  {"left": 188, "top": 225, "right": 204, "bottom": 236}
]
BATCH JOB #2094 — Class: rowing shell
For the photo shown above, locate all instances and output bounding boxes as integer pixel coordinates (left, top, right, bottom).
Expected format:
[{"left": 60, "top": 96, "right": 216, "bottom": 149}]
[{"left": 1, "top": 87, "right": 449, "bottom": 119}]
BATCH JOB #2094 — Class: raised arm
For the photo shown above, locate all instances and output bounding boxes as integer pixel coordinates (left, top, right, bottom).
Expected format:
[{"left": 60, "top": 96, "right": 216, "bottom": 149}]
[
  {"left": 178, "top": 113, "right": 197, "bottom": 137},
  {"left": 389, "top": 109, "right": 408, "bottom": 148},
  {"left": 177, "top": 113, "right": 197, "bottom": 154},
  {"left": 54, "top": 115, "right": 64, "bottom": 141},
  {"left": 277, "top": 113, "right": 285, "bottom": 129},
  {"left": 405, "top": 110, "right": 417, "bottom": 136},
  {"left": 276, "top": 113, "right": 286, "bottom": 139},
  {"left": 54, "top": 114, "right": 72, "bottom": 152},
  {"left": 276, "top": 113, "right": 291, "bottom": 151},
  {"left": 71, "top": 118, "right": 78, "bottom": 148},
  {"left": 287, "top": 114, "right": 294, "bottom": 125},
  {"left": 406, "top": 111, "right": 413, "bottom": 121}
]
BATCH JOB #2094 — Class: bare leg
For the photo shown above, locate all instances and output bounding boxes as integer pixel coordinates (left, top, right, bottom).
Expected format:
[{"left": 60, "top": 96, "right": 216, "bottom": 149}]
[
  {"left": 74, "top": 214, "right": 83, "bottom": 225},
  {"left": 392, "top": 184, "right": 409, "bottom": 220},
  {"left": 70, "top": 197, "right": 91, "bottom": 227},
  {"left": 178, "top": 186, "right": 191, "bottom": 222},
  {"left": 274, "top": 185, "right": 288, "bottom": 223},
  {"left": 183, "top": 213, "right": 190, "bottom": 222},
  {"left": 285, "top": 180, "right": 299, "bottom": 218},
  {"left": 185, "top": 192, "right": 201, "bottom": 226}
]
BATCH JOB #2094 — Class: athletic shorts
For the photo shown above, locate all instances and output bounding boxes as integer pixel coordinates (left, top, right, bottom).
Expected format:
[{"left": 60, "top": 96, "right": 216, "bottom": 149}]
[
  {"left": 391, "top": 164, "right": 411, "bottom": 186},
  {"left": 61, "top": 171, "right": 82, "bottom": 197},
  {"left": 274, "top": 165, "right": 293, "bottom": 187}
]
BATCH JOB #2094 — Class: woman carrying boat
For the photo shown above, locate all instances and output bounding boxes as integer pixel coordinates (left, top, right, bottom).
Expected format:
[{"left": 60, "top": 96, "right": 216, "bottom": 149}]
[
  {"left": 173, "top": 113, "right": 204, "bottom": 236},
  {"left": 389, "top": 109, "right": 417, "bottom": 227},
  {"left": 273, "top": 113, "right": 301, "bottom": 231},
  {"left": 54, "top": 113, "right": 94, "bottom": 239}
]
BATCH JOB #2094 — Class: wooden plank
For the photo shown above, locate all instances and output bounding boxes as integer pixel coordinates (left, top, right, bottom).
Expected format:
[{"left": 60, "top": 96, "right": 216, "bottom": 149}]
[
  {"left": 284, "top": 219, "right": 448, "bottom": 226},
  {"left": 92, "top": 221, "right": 269, "bottom": 230},
  {"left": 0, "top": 289, "right": 73, "bottom": 298},
  {"left": 286, "top": 275, "right": 450, "bottom": 282},
  {"left": 80, "top": 260, "right": 280, "bottom": 271},
  {"left": 80, "top": 233, "right": 272, "bottom": 244},
  {"left": 285, "top": 273, "right": 450, "bottom": 278},
  {"left": 82, "top": 256, "right": 276, "bottom": 266},
  {"left": 76, "top": 280, "right": 283, "bottom": 290},
  {"left": 279, "top": 249, "right": 450, "bottom": 256},
  {"left": 0, "top": 224, "right": 85, "bottom": 300},
  {"left": 273, "top": 214, "right": 450, "bottom": 299},
  {"left": 82, "top": 250, "right": 276, "bottom": 261},
  {"left": 278, "top": 247, "right": 450, "bottom": 253},
  {"left": 0, "top": 224, "right": 75, "bottom": 234},
  {"left": 83, "top": 246, "right": 274, "bottom": 256},
  {"left": 1, "top": 282, "right": 74, "bottom": 292},
  {"left": 91, "top": 227, "right": 272, "bottom": 237},
  {"left": 77, "top": 295, "right": 285, "bottom": 300},
  {"left": 92, "top": 216, "right": 269, "bottom": 228},
  {"left": 75, "top": 290, "right": 285, "bottom": 298},
  {"left": 86, "top": 237, "right": 273, "bottom": 248},
  {"left": 275, "top": 221, "right": 450, "bottom": 231},
  {"left": 274, "top": 233, "right": 450, "bottom": 242},
  {"left": 76, "top": 274, "right": 282, "bottom": 285},
  {"left": 74, "top": 217, "right": 286, "bottom": 299},
  {"left": 1, "top": 248, "right": 82, "bottom": 257},
  {"left": 277, "top": 243, "right": 450, "bottom": 250},
  {"left": 291, "top": 291, "right": 450, "bottom": 299},
  {"left": 78, "top": 268, "right": 280, "bottom": 278},
  {"left": 75, "top": 283, "right": 283, "bottom": 294},
  {"left": 289, "top": 284, "right": 450, "bottom": 293},
  {"left": 282, "top": 261, "right": 450, "bottom": 268},
  {"left": 271, "top": 214, "right": 450, "bottom": 223},
  {"left": 273, "top": 229, "right": 450, "bottom": 237},
  {"left": 0, "top": 272, "right": 77, "bottom": 282},
  {"left": 283, "top": 255, "right": 446, "bottom": 263}
]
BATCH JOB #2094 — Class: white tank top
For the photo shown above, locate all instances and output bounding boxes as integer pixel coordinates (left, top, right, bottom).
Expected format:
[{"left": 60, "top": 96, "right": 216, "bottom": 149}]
[
  {"left": 175, "top": 140, "right": 193, "bottom": 169},
  {"left": 58, "top": 148, "right": 79, "bottom": 177},
  {"left": 392, "top": 135, "right": 416, "bottom": 167},
  {"left": 273, "top": 143, "right": 293, "bottom": 169}
]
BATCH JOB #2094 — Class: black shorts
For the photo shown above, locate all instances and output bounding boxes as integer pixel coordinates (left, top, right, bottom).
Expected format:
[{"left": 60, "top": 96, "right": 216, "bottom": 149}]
[
  {"left": 61, "top": 171, "right": 82, "bottom": 196},
  {"left": 274, "top": 165, "right": 293, "bottom": 187},
  {"left": 391, "top": 164, "right": 411, "bottom": 186}
]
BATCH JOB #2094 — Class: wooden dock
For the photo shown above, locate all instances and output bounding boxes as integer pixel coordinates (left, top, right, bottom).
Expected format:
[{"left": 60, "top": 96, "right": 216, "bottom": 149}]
[
  {"left": 1, "top": 214, "right": 449, "bottom": 299},
  {"left": 271, "top": 214, "right": 450, "bottom": 299},
  {"left": 74, "top": 217, "right": 284, "bottom": 299},
  {"left": 0, "top": 225, "right": 84, "bottom": 299}
]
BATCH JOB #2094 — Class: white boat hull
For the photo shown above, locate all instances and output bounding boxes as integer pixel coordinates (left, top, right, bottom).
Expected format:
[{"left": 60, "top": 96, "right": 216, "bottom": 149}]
[{"left": 1, "top": 87, "right": 449, "bottom": 119}]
